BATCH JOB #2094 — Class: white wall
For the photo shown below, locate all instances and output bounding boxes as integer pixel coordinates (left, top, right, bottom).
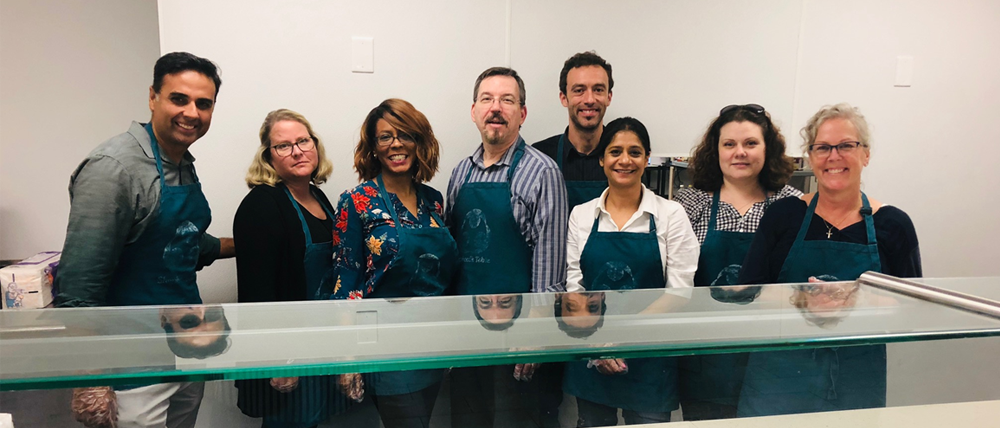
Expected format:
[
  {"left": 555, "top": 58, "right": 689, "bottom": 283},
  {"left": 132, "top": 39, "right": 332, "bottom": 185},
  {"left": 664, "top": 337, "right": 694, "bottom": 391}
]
[{"left": 0, "top": 0, "right": 160, "bottom": 259}]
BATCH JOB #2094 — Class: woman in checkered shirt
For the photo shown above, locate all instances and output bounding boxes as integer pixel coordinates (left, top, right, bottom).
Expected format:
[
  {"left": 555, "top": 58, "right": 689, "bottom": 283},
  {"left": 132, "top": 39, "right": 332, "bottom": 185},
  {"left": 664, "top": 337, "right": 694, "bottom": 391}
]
[{"left": 674, "top": 104, "right": 800, "bottom": 421}]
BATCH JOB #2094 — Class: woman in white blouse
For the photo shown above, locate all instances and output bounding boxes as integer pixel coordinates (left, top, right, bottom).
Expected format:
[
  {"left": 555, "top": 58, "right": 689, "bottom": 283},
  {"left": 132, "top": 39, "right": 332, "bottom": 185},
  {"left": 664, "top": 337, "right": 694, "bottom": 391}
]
[{"left": 562, "top": 117, "right": 698, "bottom": 427}]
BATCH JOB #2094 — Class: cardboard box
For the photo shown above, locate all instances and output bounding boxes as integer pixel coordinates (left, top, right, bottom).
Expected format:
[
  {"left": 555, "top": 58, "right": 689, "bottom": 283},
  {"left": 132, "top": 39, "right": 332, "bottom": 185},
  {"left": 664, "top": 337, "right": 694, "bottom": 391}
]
[{"left": 1, "top": 251, "right": 60, "bottom": 310}]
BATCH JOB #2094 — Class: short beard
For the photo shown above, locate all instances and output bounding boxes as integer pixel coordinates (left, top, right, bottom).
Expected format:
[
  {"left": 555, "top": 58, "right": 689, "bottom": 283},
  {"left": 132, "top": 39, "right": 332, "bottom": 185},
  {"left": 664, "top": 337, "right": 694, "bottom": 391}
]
[{"left": 570, "top": 112, "right": 602, "bottom": 132}]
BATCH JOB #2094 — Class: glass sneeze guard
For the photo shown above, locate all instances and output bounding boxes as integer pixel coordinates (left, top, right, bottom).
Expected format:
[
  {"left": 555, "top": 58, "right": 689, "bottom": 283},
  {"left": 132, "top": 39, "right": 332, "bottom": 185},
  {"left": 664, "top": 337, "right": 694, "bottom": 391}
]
[{"left": 3, "top": 274, "right": 1000, "bottom": 391}]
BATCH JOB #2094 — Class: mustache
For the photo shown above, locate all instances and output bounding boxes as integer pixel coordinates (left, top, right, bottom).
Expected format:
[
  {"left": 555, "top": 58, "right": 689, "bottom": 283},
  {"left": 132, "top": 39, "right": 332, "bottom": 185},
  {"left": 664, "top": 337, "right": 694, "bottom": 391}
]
[{"left": 486, "top": 112, "right": 507, "bottom": 124}]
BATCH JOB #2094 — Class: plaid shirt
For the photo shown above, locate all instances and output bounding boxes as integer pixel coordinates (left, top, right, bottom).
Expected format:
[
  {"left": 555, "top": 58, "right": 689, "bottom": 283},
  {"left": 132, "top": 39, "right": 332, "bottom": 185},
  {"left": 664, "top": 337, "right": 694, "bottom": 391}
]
[{"left": 674, "top": 185, "right": 802, "bottom": 243}]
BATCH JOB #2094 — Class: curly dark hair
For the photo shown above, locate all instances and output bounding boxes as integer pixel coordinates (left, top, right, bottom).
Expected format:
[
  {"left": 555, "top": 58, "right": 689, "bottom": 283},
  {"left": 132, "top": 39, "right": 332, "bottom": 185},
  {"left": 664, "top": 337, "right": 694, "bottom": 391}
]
[{"left": 689, "top": 105, "right": 795, "bottom": 192}]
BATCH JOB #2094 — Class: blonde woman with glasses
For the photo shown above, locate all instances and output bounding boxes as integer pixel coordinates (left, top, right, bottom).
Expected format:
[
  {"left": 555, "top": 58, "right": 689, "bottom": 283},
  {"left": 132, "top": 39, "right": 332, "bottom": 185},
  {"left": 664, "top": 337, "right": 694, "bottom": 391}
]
[{"left": 736, "top": 103, "right": 921, "bottom": 417}]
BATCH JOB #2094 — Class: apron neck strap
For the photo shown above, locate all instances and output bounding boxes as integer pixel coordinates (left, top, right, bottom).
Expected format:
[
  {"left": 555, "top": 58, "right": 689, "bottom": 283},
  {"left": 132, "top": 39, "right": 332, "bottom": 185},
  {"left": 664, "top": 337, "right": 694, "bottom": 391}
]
[
  {"left": 589, "top": 206, "right": 657, "bottom": 234},
  {"left": 281, "top": 183, "right": 332, "bottom": 246},
  {"left": 377, "top": 174, "right": 432, "bottom": 227},
  {"left": 709, "top": 191, "right": 722, "bottom": 231},
  {"left": 797, "top": 192, "right": 877, "bottom": 245},
  {"left": 144, "top": 123, "right": 168, "bottom": 188},
  {"left": 463, "top": 139, "right": 526, "bottom": 184},
  {"left": 556, "top": 132, "right": 567, "bottom": 170}
]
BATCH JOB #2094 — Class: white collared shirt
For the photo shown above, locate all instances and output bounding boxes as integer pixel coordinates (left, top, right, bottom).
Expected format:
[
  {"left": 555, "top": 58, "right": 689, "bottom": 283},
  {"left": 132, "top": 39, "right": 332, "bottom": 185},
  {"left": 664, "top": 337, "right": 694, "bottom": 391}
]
[{"left": 566, "top": 185, "right": 700, "bottom": 292}]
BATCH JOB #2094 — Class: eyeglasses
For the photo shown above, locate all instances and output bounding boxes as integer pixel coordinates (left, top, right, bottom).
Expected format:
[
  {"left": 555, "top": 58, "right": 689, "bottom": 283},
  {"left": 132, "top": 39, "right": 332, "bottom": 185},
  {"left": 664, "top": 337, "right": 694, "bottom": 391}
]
[
  {"left": 270, "top": 137, "right": 314, "bottom": 157},
  {"left": 808, "top": 141, "right": 865, "bottom": 158},
  {"left": 376, "top": 133, "right": 416, "bottom": 147},
  {"left": 720, "top": 104, "right": 766, "bottom": 115}
]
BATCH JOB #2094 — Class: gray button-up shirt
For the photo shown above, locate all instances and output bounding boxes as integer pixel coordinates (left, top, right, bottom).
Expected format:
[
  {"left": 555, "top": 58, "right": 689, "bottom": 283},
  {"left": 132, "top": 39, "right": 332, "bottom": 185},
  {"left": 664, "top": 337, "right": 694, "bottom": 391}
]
[{"left": 55, "top": 121, "right": 221, "bottom": 307}]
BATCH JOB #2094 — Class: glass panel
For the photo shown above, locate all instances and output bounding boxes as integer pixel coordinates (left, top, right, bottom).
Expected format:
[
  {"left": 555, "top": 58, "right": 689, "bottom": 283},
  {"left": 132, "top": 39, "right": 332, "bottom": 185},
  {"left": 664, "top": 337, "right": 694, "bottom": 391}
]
[{"left": 3, "top": 280, "right": 1000, "bottom": 391}]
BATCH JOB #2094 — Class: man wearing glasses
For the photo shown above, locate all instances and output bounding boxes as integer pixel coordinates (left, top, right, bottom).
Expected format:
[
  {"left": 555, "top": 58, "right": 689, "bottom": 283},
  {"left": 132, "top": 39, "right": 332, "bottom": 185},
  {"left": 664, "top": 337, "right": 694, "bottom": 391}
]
[
  {"left": 445, "top": 67, "right": 568, "bottom": 428},
  {"left": 56, "top": 52, "right": 234, "bottom": 428},
  {"left": 533, "top": 51, "right": 614, "bottom": 211}
]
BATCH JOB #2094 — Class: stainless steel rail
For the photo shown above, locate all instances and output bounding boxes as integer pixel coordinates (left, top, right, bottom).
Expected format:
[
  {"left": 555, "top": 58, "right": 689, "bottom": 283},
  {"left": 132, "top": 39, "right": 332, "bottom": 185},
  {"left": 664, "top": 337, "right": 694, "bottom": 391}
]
[{"left": 858, "top": 272, "right": 1000, "bottom": 319}]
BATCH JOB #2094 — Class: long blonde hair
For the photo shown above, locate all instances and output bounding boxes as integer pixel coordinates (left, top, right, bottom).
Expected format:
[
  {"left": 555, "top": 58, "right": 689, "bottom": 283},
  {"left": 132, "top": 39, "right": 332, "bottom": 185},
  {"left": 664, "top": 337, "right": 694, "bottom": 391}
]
[{"left": 245, "top": 109, "right": 333, "bottom": 188}]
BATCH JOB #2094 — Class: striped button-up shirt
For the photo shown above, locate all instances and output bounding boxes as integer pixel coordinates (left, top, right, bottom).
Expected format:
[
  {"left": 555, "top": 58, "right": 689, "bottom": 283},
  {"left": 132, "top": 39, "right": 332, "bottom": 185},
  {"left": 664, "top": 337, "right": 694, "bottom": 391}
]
[{"left": 445, "top": 136, "right": 568, "bottom": 293}]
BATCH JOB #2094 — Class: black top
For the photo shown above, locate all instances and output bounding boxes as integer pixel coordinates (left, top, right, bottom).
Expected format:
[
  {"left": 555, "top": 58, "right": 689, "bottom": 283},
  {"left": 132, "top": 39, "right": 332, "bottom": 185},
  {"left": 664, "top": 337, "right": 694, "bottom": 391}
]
[
  {"left": 532, "top": 127, "right": 606, "bottom": 181},
  {"left": 739, "top": 197, "right": 922, "bottom": 284},
  {"left": 233, "top": 183, "right": 334, "bottom": 303}
]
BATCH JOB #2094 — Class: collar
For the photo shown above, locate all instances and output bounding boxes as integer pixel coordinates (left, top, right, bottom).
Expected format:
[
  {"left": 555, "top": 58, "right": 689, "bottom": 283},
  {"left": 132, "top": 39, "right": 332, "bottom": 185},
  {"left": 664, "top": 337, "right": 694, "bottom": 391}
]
[
  {"left": 471, "top": 135, "right": 524, "bottom": 169},
  {"left": 129, "top": 121, "right": 196, "bottom": 166},
  {"left": 562, "top": 126, "right": 604, "bottom": 159},
  {"left": 594, "top": 184, "right": 659, "bottom": 221}
]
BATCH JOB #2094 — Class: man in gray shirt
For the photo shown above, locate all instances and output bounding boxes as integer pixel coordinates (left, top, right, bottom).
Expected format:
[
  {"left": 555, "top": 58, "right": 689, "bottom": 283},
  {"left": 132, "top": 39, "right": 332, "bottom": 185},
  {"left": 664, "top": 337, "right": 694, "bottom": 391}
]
[{"left": 56, "top": 52, "right": 234, "bottom": 428}]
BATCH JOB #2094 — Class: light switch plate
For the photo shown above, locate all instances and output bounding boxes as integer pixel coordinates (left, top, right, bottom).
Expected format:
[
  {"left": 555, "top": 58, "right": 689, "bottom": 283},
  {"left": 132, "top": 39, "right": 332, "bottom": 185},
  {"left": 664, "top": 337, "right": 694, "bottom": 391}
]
[{"left": 352, "top": 37, "right": 374, "bottom": 73}]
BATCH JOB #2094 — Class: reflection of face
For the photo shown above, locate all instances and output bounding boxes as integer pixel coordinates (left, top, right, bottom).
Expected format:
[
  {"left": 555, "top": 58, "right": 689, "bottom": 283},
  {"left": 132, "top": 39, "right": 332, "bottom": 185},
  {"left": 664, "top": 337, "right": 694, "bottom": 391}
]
[
  {"left": 718, "top": 121, "right": 765, "bottom": 183},
  {"left": 375, "top": 118, "right": 417, "bottom": 179},
  {"left": 560, "top": 65, "right": 612, "bottom": 132},
  {"left": 558, "top": 293, "right": 604, "bottom": 330},
  {"left": 601, "top": 131, "right": 647, "bottom": 189},
  {"left": 148, "top": 70, "right": 216, "bottom": 153},
  {"left": 160, "top": 305, "right": 226, "bottom": 349},
  {"left": 269, "top": 120, "right": 318, "bottom": 183},
  {"left": 809, "top": 118, "right": 869, "bottom": 193},
  {"left": 471, "top": 76, "right": 526, "bottom": 147},
  {"left": 800, "top": 283, "right": 859, "bottom": 311},
  {"left": 475, "top": 295, "right": 518, "bottom": 326}
]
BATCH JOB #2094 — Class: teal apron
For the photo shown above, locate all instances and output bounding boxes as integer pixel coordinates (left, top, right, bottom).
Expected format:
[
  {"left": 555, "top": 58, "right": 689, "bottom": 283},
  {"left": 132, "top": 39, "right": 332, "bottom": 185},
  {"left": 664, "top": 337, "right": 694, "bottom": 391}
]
[
  {"left": 680, "top": 192, "right": 755, "bottom": 415},
  {"left": 107, "top": 123, "right": 210, "bottom": 306},
  {"left": 738, "top": 192, "right": 884, "bottom": 417},
  {"left": 557, "top": 133, "right": 607, "bottom": 210},
  {"left": 257, "top": 185, "right": 338, "bottom": 428},
  {"left": 450, "top": 142, "right": 532, "bottom": 295},
  {"left": 564, "top": 214, "right": 679, "bottom": 413},
  {"left": 366, "top": 175, "right": 457, "bottom": 396}
]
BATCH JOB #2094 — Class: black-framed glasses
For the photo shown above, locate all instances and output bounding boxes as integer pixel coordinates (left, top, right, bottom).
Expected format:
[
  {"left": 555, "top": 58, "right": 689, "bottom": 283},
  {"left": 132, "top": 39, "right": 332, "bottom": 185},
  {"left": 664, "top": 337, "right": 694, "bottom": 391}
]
[
  {"left": 376, "top": 133, "right": 416, "bottom": 147},
  {"left": 720, "top": 104, "right": 766, "bottom": 115},
  {"left": 270, "top": 137, "right": 314, "bottom": 157},
  {"left": 808, "top": 141, "right": 865, "bottom": 157}
]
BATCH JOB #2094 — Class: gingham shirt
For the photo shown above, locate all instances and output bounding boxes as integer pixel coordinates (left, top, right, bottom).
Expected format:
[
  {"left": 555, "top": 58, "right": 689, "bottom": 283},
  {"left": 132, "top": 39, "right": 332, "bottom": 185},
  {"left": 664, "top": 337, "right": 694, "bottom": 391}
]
[
  {"left": 674, "top": 185, "right": 802, "bottom": 244},
  {"left": 445, "top": 136, "right": 569, "bottom": 293}
]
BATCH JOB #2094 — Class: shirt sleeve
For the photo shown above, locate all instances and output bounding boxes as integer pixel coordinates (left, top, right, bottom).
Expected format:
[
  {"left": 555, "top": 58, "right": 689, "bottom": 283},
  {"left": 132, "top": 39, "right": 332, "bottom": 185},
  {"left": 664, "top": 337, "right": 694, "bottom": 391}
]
[
  {"left": 565, "top": 206, "right": 585, "bottom": 292},
  {"left": 233, "top": 188, "right": 284, "bottom": 303},
  {"left": 531, "top": 166, "right": 569, "bottom": 293},
  {"left": 330, "top": 190, "right": 368, "bottom": 299},
  {"left": 197, "top": 233, "right": 221, "bottom": 270},
  {"left": 880, "top": 207, "right": 923, "bottom": 278},
  {"left": 663, "top": 203, "right": 700, "bottom": 288},
  {"left": 55, "top": 156, "right": 137, "bottom": 307}
]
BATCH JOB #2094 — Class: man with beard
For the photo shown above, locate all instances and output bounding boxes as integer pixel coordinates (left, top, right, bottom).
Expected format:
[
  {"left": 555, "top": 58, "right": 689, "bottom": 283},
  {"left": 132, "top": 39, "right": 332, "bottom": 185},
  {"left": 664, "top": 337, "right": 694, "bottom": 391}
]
[
  {"left": 533, "top": 51, "right": 614, "bottom": 210},
  {"left": 445, "top": 67, "right": 568, "bottom": 428},
  {"left": 530, "top": 51, "right": 615, "bottom": 427}
]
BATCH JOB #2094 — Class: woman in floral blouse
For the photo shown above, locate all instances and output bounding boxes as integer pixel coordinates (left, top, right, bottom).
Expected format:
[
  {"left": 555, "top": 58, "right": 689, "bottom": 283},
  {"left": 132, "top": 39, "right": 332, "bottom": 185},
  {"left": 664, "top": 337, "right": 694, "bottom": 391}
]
[{"left": 329, "top": 98, "right": 457, "bottom": 428}]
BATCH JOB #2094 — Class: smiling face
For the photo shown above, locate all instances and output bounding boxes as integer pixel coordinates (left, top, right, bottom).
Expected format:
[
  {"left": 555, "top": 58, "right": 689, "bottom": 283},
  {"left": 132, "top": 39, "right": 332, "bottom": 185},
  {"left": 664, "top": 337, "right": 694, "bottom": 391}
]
[
  {"left": 471, "top": 76, "right": 527, "bottom": 147},
  {"left": 148, "top": 70, "right": 216, "bottom": 153},
  {"left": 601, "top": 130, "right": 648, "bottom": 189},
  {"left": 268, "top": 120, "right": 318, "bottom": 184},
  {"left": 718, "top": 120, "right": 766, "bottom": 184},
  {"left": 160, "top": 305, "right": 227, "bottom": 349},
  {"left": 809, "top": 117, "right": 869, "bottom": 193},
  {"left": 374, "top": 118, "right": 417, "bottom": 179},
  {"left": 560, "top": 65, "right": 612, "bottom": 132}
]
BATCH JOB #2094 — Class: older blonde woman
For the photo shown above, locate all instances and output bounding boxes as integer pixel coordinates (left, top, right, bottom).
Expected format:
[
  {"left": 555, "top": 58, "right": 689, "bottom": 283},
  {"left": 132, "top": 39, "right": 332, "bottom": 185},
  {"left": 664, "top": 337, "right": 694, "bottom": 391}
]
[
  {"left": 737, "top": 103, "right": 921, "bottom": 418},
  {"left": 234, "top": 109, "right": 345, "bottom": 428}
]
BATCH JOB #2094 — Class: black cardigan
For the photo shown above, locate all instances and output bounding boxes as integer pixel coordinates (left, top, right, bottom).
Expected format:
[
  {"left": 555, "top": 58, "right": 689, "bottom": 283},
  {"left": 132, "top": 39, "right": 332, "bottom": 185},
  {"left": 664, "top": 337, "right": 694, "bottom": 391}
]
[{"left": 233, "top": 183, "right": 334, "bottom": 303}]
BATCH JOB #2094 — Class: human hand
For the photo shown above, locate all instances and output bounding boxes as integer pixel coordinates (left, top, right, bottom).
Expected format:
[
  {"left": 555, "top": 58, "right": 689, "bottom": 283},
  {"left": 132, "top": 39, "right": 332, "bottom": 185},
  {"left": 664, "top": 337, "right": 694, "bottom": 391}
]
[
  {"left": 588, "top": 358, "right": 628, "bottom": 375},
  {"left": 270, "top": 377, "right": 299, "bottom": 393},
  {"left": 338, "top": 373, "right": 365, "bottom": 403},
  {"left": 71, "top": 386, "right": 118, "bottom": 428},
  {"left": 513, "top": 363, "right": 540, "bottom": 382},
  {"left": 808, "top": 276, "right": 824, "bottom": 283}
]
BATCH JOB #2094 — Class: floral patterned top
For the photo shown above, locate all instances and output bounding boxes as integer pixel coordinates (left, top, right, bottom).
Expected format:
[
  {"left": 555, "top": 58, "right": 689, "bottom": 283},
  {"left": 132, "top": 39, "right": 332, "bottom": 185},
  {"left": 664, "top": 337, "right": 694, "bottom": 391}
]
[{"left": 329, "top": 179, "right": 445, "bottom": 300}]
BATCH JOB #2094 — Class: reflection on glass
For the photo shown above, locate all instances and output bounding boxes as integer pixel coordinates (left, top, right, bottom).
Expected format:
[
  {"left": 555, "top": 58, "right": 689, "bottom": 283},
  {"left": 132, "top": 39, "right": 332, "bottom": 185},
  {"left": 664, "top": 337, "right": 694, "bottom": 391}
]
[
  {"left": 789, "top": 282, "right": 861, "bottom": 328},
  {"left": 159, "top": 305, "right": 231, "bottom": 359},
  {"left": 473, "top": 295, "right": 523, "bottom": 331},
  {"left": 709, "top": 285, "right": 762, "bottom": 305},
  {"left": 554, "top": 292, "right": 607, "bottom": 338}
]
